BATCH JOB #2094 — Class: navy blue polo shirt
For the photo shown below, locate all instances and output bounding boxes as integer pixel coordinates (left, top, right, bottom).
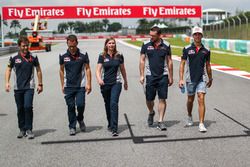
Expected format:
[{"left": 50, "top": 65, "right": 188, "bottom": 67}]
[
  {"left": 8, "top": 52, "right": 39, "bottom": 90},
  {"left": 59, "top": 49, "right": 89, "bottom": 88},
  {"left": 182, "top": 43, "right": 210, "bottom": 83},
  {"left": 140, "top": 39, "right": 171, "bottom": 77},
  {"left": 97, "top": 53, "right": 124, "bottom": 85}
]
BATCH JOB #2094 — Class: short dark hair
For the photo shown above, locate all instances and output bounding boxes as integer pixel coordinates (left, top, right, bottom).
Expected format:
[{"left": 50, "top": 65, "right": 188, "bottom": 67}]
[
  {"left": 17, "top": 36, "right": 29, "bottom": 46},
  {"left": 150, "top": 26, "right": 161, "bottom": 35},
  {"left": 66, "top": 34, "right": 78, "bottom": 43}
]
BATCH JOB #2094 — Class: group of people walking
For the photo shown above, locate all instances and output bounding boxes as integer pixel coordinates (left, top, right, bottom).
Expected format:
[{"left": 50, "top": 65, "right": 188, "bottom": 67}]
[{"left": 5, "top": 26, "right": 212, "bottom": 139}]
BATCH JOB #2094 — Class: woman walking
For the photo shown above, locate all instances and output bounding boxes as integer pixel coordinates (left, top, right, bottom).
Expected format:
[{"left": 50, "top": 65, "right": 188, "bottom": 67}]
[{"left": 96, "top": 37, "right": 128, "bottom": 137}]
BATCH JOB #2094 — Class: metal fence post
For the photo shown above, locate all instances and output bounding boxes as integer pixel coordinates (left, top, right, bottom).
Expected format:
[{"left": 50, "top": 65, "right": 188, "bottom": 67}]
[{"left": 242, "top": 12, "right": 248, "bottom": 40}]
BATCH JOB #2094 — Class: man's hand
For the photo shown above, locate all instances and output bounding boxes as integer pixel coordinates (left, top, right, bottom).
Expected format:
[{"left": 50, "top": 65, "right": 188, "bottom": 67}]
[
  {"left": 206, "top": 79, "right": 213, "bottom": 88},
  {"left": 86, "top": 84, "right": 92, "bottom": 94},
  {"left": 5, "top": 83, "right": 10, "bottom": 92},
  {"left": 168, "top": 77, "right": 173, "bottom": 86},
  {"left": 124, "top": 82, "right": 128, "bottom": 90},
  {"left": 179, "top": 79, "right": 185, "bottom": 88},
  {"left": 37, "top": 85, "right": 43, "bottom": 94},
  {"left": 139, "top": 76, "right": 144, "bottom": 85}
]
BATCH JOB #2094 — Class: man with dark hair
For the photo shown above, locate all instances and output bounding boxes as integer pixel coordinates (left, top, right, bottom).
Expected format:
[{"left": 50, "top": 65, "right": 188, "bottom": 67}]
[
  {"left": 139, "top": 26, "right": 173, "bottom": 131},
  {"left": 59, "top": 34, "right": 92, "bottom": 136},
  {"left": 5, "top": 36, "right": 43, "bottom": 139},
  {"left": 179, "top": 26, "right": 213, "bottom": 132}
]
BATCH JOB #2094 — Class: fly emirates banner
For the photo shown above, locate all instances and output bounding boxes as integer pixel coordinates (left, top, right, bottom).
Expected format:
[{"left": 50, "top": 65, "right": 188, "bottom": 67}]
[{"left": 3, "top": 6, "right": 202, "bottom": 19}]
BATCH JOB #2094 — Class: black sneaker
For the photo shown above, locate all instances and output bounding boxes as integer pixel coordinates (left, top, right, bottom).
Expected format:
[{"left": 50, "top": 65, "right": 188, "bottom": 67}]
[
  {"left": 147, "top": 111, "right": 155, "bottom": 126},
  {"left": 17, "top": 130, "right": 26, "bottom": 139},
  {"left": 112, "top": 131, "right": 119, "bottom": 137},
  {"left": 156, "top": 122, "right": 167, "bottom": 131},
  {"left": 26, "top": 130, "right": 35, "bottom": 139},
  {"left": 69, "top": 128, "right": 76, "bottom": 136},
  {"left": 79, "top": 121, "right": 86, "bottom": 132},
  {"left": 107, "top": 126, "right": 112, "bottom": 132}
]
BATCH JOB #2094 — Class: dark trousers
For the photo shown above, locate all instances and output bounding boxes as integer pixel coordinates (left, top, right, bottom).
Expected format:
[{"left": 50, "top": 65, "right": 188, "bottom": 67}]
[
  {"left": 64, "top": 87, "right": 86, "bottom": 129},
  {"left": 14, "top": 89, "right": 34, "bottom": 131},
  {"left": 101, "top": 83, "right": 122, "bottom": 132}
]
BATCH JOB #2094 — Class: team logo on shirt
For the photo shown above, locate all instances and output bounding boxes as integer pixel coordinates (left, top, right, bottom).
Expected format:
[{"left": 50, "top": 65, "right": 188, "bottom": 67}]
[
  {"left": 147, "top": 46, "right": 154, "bottom": 50},
  {"left": 64, "top": 57, "right": 70, "bottom": 62},
  {"left": 202, "top": 51, "right": 208, "bottom": 54},
  {"left": 104, "top": 58, "right": 109, "bottom": 62},
  {"left": 188, "top": 50, "right": 195, "bottom": 54},
  {"left": 15, "top": 59, "right": 22, "bottom": 63}
]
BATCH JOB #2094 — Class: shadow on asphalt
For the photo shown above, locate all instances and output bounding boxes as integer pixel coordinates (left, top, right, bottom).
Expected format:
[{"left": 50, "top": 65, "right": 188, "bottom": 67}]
[
  {"left": 149, "top": 120, "right": 180, "bottom": 128},
  {"left": 0, "top": 113, "right": 8, "bottom": 116},
  {"left": 34, "top": 129, "right": 57, "bottom": 137}
]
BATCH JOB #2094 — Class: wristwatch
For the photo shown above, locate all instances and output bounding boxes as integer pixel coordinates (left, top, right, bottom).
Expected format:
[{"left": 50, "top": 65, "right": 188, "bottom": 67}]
[{"left": 38, "top": 83, "right": 43, "bottom": 86}]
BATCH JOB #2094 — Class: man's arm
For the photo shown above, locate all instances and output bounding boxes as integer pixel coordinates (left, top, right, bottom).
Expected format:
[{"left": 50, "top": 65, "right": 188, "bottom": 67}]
[
  {"left": 85, "top": 63, "right": 92, "bottom": 94},
  {"left": 36, "top": 65, "right": 43, "bottom": 94},
  {"left": 139, "top": 53, "right": 146, "bottom": 85},
  {"left": 167, "top": 55, "right": 173, "bottom": 86},
  {"left": 206, "top": 61, "right": 213, "bottom": 88},
  {"left": 59, "top": 65, "right": 65, "bottom": 93},
  {"left": 179, "top": 59, "right": 186, "bottom": 88},
  {"left": 5, "top": 67, "right": 12, "bottom": 92}
]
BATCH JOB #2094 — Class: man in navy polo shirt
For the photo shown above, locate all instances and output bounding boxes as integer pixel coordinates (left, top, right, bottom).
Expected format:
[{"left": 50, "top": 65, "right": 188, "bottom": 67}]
[
  {"left": 139, "top": 26, "right": 173, "bottom": 131},
  {"left": 59, "top": 35, "right": 92, "bottom": 136},
  {"left": 179, "top": 26, "right": 213, "bottom": 132},
  {"left": 5, "top": 36, "right": 43, "bottom": 139}
]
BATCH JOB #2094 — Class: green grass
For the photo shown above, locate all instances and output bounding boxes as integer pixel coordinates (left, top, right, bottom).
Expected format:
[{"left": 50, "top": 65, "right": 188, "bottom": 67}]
[{"left": 125, "top": 39, "right": 250, "bottom": 72}]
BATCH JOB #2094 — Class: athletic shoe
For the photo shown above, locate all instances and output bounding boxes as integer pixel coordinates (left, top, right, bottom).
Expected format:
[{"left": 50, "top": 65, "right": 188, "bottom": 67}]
[
  {"left": 107, "top": 126, "right": 112, "bottom": 132},
  {"left": 112, "top": 131, "right": 119, "bottom": 137},
  {"left": 186, "top": 116, "right": 194, "bottom": 126},
  {"left": 199, "top": 123, "right": 207, "bottom": 132},
  {"left": 147, "top": 110, "right": 155, "bottom": 126},
  {"left": 17, "top": 130, "right": 26, "bottom": 139},
  {"left": 69, "top": 128, "right": 76, "bottom": 136},
  {"left": 79, "top": 121, "right": 86, "bottom": 132},
  {"left": 156, "top": 122, "right": 167, "bottom": 131},
  {"left": 26, "top": 130, "right": 35, "bottom": 139}
]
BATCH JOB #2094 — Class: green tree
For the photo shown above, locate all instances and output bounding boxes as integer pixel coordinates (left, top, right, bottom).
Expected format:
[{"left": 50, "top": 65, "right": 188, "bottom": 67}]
[
  {"left": 20, "top": 27, "right": 30, "bottom": 36},
  {"left": 107, "top": 22, "right": 122, "bottom": 32},
  {"left": 57, "top": 22, "right": 69, "bottom": 33},
  {"left": 102, "top": 19, "right": 110, "bottom": 31},
  {"left": 0, "top": 14, "right": 8, "bottom": 28},
  {"left": 73, "top": 21, "right": 85, "bottom": 33},
  {"left": 10, "top": 20, "right": 21, "bottom": 35},
  {"left": 67, "top": 21, "right": 75, "bottom": 33}
]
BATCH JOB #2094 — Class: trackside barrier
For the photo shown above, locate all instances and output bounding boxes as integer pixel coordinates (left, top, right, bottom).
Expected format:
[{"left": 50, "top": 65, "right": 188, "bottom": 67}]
[
  {"left": 0, "top": 46, "right": 18, "bottom": 56},
  {"left": 175, "top": 34, "right": 250, "bottom": 55}
]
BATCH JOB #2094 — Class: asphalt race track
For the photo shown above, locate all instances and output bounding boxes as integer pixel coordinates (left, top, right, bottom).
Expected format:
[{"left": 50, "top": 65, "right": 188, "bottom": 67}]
[{"left": 0, "top": 39, "right": 249, "bottom": 167}]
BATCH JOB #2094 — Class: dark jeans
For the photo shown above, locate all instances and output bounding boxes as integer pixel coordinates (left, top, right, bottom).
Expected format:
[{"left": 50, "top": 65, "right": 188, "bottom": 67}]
[
  {"left": 64, "top": 87, "right": 86, "bottom": 129},
  {"left": 101, "top": 83, "right": 122, "bottom": 132},
  {"left": 14, "top": 89, "right": 34, "bottom": 131}
]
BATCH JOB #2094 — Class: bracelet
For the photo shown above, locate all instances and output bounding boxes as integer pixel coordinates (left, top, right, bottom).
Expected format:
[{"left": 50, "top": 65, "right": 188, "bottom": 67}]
[
  {"left": 209, "top": 78, "right": 213, "bottom": 81},
  {"left": 38, "top": 83, "right": 43, "bottom": 86}
]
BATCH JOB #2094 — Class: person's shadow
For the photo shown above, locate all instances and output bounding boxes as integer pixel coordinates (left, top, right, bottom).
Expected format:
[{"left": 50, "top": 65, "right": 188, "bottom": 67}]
[
  {"left": 34, "top": 129, "right": 57, "bottom": 137},
  {"left": 150, "top": 120, "right": 180, "bottom": 128},
  {"left": 118, "top": 124, "right": 135, "bottom": 133},
  {"left": 84, "top": 126, "right": 103, "bottom": 133}
]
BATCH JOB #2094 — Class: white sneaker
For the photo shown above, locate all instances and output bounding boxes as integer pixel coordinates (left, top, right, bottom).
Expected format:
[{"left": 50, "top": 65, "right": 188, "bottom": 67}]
[
  {"left": 199, "top": 123, "right": 207, "bottom": 132},
  {"left": 186, "top": 116, "right": 193, "bottom": 126}
]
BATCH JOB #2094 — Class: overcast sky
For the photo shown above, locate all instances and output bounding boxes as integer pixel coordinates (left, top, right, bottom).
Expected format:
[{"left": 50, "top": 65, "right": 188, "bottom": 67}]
[{"left": 1, "top": 0, "right": 249, "bottom": 31}]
